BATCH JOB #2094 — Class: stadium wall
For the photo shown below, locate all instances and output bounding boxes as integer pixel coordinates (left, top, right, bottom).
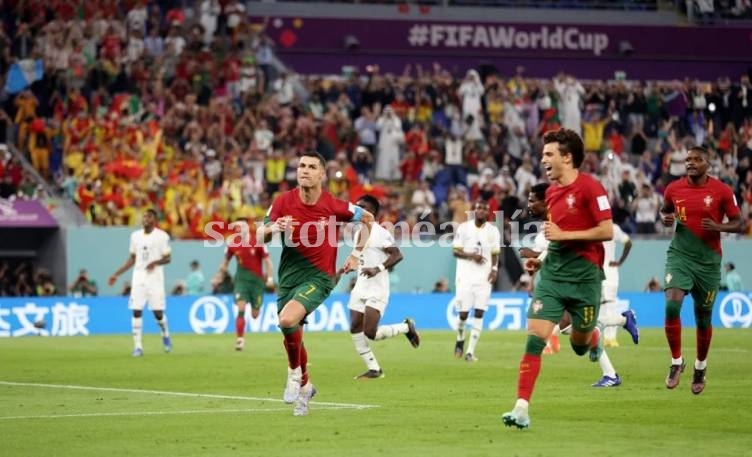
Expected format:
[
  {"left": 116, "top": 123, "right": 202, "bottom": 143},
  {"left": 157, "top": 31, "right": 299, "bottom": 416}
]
[
  {"left": 67, "top": 227, "right": 752, "bottom": 296},
  {"left": 2, "top": 291, "right": 750, "bottom": 337}
]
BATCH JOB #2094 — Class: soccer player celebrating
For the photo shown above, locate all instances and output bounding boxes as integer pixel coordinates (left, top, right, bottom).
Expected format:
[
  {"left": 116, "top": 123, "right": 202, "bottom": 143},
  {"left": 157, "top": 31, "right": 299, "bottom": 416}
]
[
  {"left": 108, "top": 209, "right": 172, "bottom": 357},
  {"left": 451, "top": 200, "right": 501, "bottom": 362},
  {"left": 216, "top": 219, "right": 275, "bottom": 351},
  {"left": 260, "top": 151, "right": 375, "bottom": 416},
  {"left": 503, "top": 128, "right": 613, "bottom": 429},
  {"left": 660, "top": 146, "right": 741, "bottom": 394},
  {"left": 343, "top": 194, "right": 420, "bottom": 380}
]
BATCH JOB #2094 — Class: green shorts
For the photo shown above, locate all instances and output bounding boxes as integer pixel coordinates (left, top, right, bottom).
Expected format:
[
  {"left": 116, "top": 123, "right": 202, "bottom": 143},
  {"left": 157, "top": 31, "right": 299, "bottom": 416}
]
[
  {"left": 277, "top": 278, "right": 333, "bottom": 315},
  {"left": 529, "top": 278, "right": 601, "bottom": 332},
  {"left": 664, "top": 253, "right": 720, "bottom": 310},
  {"left": 234, "top": 273, "right": 264, "bottom": 310}
]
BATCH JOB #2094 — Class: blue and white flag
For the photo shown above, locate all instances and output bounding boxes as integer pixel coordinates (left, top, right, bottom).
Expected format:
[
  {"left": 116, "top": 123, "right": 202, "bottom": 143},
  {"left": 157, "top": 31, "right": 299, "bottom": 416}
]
[{"left": 4, "top": 59, "right": 44, "bottom": 94}]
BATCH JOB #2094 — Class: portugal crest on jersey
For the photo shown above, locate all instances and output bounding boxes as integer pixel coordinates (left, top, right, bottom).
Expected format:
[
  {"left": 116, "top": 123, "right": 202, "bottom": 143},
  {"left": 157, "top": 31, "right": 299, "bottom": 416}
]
[
  {"left": 566, "top": 193, "right": 576, "bottom": 209},
  {"left": 703, "top": 195, "right": 713, "bottom": 207}
]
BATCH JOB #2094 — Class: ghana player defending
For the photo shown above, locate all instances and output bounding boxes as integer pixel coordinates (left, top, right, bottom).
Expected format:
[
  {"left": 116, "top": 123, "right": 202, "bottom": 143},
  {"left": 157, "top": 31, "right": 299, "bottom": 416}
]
[
  {"left": 660, "top": 146, "right": 741, "bottom": 394},
  {"left": 344, "top": 194, "right": 420, "bottom": 380},
  {"left": 260, "top": 151, "right": 375, "bottom": 416},
  {"left": 452, "top": 200, "right": 501, "bottom": 362},
  {"left": 503, "top": 128, "right": 613, "bottom": 429},
  {"left": 216, "top": 219, "right": 275, "bottom": 351},
  {"left": 108, "top": 209, "right": 172, "bottom": 357}
]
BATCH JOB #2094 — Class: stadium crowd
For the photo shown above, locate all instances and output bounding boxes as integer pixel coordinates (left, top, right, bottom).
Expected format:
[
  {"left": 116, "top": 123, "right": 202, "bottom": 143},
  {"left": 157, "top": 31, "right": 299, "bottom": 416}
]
[{"left": 0, "top": 0, "right": 751, "bottom": 244}]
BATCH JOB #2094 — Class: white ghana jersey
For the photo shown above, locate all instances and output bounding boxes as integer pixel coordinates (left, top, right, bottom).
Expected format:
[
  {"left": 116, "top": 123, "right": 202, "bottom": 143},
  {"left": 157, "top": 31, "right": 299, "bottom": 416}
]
[
  {"left": 352, "top": 223, "right": 396, "bottom": 294},
  {"left": 453, "top": 220, "right": 501, "bottom": 287},
  {"left": 129, "top": 228, "right": 171, "bottom": 285},
  {"left": 603, "top": 224, "right": 630, "bottom": 285}
]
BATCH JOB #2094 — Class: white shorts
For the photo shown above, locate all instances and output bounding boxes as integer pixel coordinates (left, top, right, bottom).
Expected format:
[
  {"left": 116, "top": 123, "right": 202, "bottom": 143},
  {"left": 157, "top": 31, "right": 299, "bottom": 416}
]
[
  {"left": 348, "top": 289, "right": 388, "bottom": 315},
  {"left": 454, "top": 283, "right": 492, "bottom": 313},
  {"left": 129, "top": 282, "right": 166, "bottom": 311},
  {"left": 601, "top": 282, "right": 618, "bottom": 304}
]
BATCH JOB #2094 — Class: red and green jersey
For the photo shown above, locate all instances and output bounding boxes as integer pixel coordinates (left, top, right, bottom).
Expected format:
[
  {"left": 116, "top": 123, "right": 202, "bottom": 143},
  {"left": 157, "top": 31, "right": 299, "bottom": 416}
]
[
  {"left": 664, "top": 176, "right": 740, "bottom": 266},
  {"left": 266, "top": 188, "right": 362, "bottom": 289},
  {"left": 225, "top": 242, "right": 268, "bottom": 281},
  {"left": 541, "top": 173, "right": 612, "bottom": 283}
]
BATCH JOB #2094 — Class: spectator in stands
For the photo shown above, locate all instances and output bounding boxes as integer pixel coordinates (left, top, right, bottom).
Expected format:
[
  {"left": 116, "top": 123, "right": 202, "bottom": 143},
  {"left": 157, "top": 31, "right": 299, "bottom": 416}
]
[
  {"left": 632, "top": 183, "right": 660, "bottom": 234},
  {"left": 186, "top": 260, "right": 206, "bottom": 295},
  {"left": 721, "top": 262, "right": 743, "bottom": 291},
  {"left": 70, "top": 269, "right": 98, "bottom": 297},
  {"left": 645, "top": 277, "right": 662, "bottom": 292}
]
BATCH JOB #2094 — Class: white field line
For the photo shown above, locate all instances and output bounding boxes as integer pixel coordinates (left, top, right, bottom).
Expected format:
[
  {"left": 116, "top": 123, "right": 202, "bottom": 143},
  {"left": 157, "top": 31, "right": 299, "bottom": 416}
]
[
  {"left": 0, "top": 381, "right": 378, "bottom": 412},
  {"left": 0, "top": 408, "right": 291, "bottom": 420}
]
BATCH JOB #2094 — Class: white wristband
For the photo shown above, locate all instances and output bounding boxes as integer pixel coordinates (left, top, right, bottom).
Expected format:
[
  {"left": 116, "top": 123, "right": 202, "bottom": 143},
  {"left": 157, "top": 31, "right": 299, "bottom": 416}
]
[
  {"left": 491, "top": 266, "right": 498, "bottom": 271},
  {"left": 377, "top": 264, "right": 386, "bottom": 272},
  {"left": 351, "top": 249, "right": 363, "bottom": 258}
]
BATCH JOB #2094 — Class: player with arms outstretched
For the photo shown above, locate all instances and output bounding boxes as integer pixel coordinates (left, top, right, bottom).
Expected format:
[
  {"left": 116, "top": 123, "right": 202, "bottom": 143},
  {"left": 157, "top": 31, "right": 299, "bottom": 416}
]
[
  {"left": 660, "top": 146, "right": 741, "bottom": 394},
  {"left": 260, "top": 151, "right": 375, "bottom": 416},
  {"left": 216, "top": 219, "right": 275, "bottom": 351},
  {"left": 503, "top": 128, "right": 613, "bottom": 429},
  {"left": 108, "top": 209, "right": 172, "bottom": 357}
]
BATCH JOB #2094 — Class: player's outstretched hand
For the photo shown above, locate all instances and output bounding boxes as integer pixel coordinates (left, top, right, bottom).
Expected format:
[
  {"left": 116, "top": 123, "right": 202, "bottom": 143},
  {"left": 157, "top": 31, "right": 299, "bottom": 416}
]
[
  {"left": 341, "top": 255, "right": 359, "bottom": 274},
  {"left": 660, "top": 212, "right": 675, "bottom": 227},
  {"left": 107, "top": 275, "right": 118, "bottom": 286}
]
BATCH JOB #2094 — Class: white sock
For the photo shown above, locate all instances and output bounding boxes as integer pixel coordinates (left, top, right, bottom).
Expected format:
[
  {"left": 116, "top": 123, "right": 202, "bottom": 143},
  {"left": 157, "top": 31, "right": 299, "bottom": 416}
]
[
  {"left": 456, "top": 319, "right": 467, "bottom": 342},
  {"left": 598, "top": 350, "right": 617, "bottom": 378},
  {"left": 132, "top": 317, "right": 143, "bottom": 349},
  {"left": 551, "top": 324, "right": 561, "bottom": 337},
  {"left": 695, "top": 359, "right": 707, "bottom": 370},
  {"left": 466, "top": 318, "right": 483, "bottom": 355},
  {"left": 157, "top": 315, "right": 170, "bottom": 337},
  {"left": 672, "top": 356, "right": 684, "bottom": 365},
  {"left": 351, "top": 332, "right": 380, "bottom": 371},
  {"left": 560, "top": 325, "right": 572, "bottom": 335},
  {"left": 598, "top": 315, "right": 627, "bottom": 327},
  {"left": 374, "top": 322, "right": 408, "bottom": 340},
  {"left": 514, "top": 399, "right": 529, "bottom": 411}
]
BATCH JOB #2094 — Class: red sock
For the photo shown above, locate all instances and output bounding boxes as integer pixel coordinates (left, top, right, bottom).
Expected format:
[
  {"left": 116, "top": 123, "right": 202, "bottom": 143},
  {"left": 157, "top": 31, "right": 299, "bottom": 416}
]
[
  {"left": 665, "top": 317, "right": 682, "bottom": 359},
  {"left": 300, "top": 341, "right": 309, "bottom": 386},
  {"left": 589, "top": 326, "right": 600, "bottom": 350},
  {"left": 283, "top": 327, "right": 302, "bottom": 369},
  {"left": 235, "top": 316, "right": 245, "bottom": 338},
  {"left": 517, "top": 354, "right": 542, "bottom": 402},
  {"left": 696, "top": 326, "right": 712, "bottom": 362}
]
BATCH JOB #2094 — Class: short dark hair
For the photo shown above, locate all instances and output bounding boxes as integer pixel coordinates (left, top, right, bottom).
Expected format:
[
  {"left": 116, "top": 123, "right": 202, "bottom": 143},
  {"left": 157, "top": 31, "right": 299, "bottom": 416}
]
[
  {"left": 542, "top": 128, "right": 585, "bottom": 168},
  {"left": 689, "top": 145, "right": 709, "bottom": 157},
  {"left": 145, "top": 208, "right": 158, "bottom": 218},
  {"left": 301, "top": 151, "right": 326, "bottom": 168},
  {"left": 727, "top": 262, "right": 736, "bottom": 270},
  {"left": 357, "top": 194, "right": 380, "bottom": 214},
  {"left": 531, "top": 182, "right": 550, "bottom": 201}
]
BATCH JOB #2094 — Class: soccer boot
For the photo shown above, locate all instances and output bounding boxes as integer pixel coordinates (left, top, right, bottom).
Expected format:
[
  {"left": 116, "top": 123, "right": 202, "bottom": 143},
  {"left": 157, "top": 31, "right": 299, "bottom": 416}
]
[
  {"left": 621, "top": 310, "right": 640, "bottom": 345},
  {"left": 592, "top": 374, "right": 622, "bottom": 387},
  {"left": 665, "top": 361, "right": 686, "bottom": 389},
  {"left": 404, "top": 318, "right": 421, "bottom": 348},
  {"left": 163, "top": 336, "right": 172, "bottom": 353},
  {"left": 132, "top": 348, "right": 143, "bottom": 357},
  {"left": 691, "top": 368, "right": 706, "bottom": 395},
  {"left": 293, "top": 382, "right": 317, "bottom": 416},
  {"left": 454, "top": 340, "right": 464, "bottom": 358},
  {"left": 502, "top": 407, "right": 530, "bottom": 430},
  {"left": 464, "top": 353, "right": 478, "bottom": 362},
  {"left": 354, "top": 369, "right": 385, "bottom": 380},
  {"left": 235, "top": 337, "right": 245, "bottom": 351},
  {"left": 283, "top": 367, "right": 302, "bottom": 404}
]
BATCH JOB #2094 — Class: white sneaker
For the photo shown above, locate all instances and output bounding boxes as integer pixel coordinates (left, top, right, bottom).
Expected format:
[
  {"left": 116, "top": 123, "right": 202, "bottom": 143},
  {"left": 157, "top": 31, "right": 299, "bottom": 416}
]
[
  {"left": 501, "top": 406, "right": 531, "bottom": 429},
  {"left": 283, "top": 367, "right": 302, "bottom": 404},
  {"left": 293, "top": 382, "right": 317, "bottom": 416},
  {"left": 235, "top": 337, "right": 245, "bottom": 351}
]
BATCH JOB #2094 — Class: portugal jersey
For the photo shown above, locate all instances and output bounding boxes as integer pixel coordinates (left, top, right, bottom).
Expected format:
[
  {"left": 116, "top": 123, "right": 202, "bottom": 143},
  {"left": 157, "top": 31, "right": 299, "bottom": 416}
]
[
  {"left": 266, "top": 188, "right": 362, "bottom": 289},
  {"left": 225, "top": 241, "right": 269, "bottom": 281},
  {"left": 541, "top": 172, "right": 612, "bottom": 283},
  {"left": 663, "top": 176, "right": 740, "bottom": 266}
]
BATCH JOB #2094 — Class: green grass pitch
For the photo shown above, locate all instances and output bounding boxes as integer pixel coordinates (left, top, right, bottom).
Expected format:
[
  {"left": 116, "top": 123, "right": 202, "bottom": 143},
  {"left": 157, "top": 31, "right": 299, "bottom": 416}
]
[{"left": 2, "top": 329, "right": 751, "bottom": 457}]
